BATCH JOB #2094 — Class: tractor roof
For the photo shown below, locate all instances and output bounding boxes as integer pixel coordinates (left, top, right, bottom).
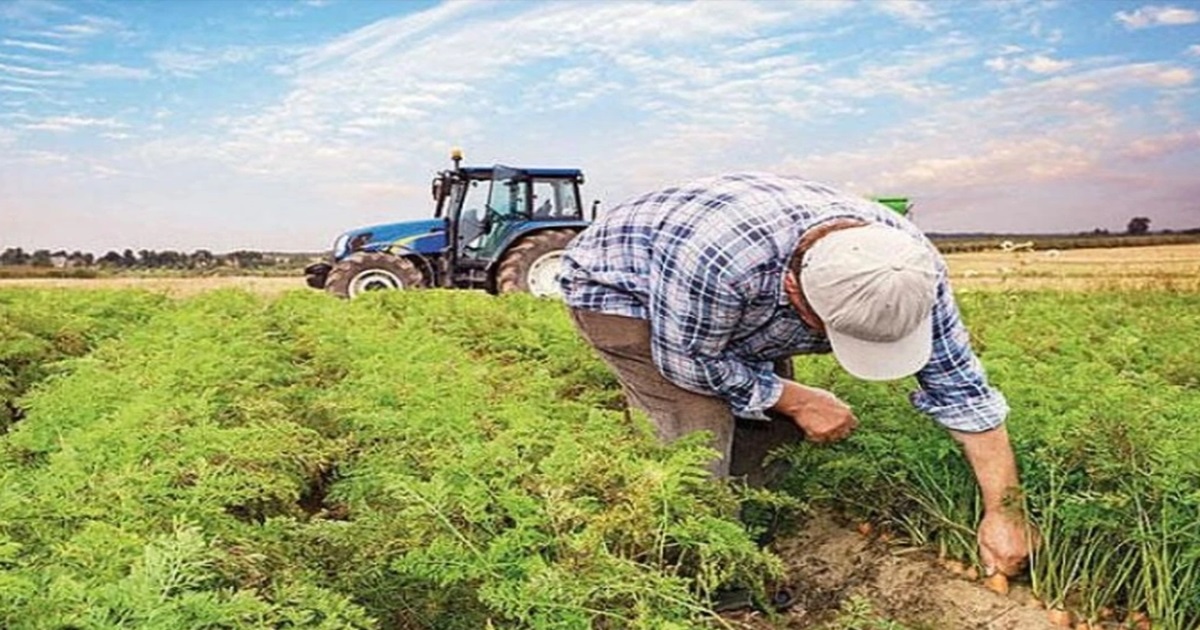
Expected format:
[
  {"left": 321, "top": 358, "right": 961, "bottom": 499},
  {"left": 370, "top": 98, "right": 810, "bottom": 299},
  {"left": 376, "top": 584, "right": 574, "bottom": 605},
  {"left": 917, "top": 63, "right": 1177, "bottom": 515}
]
[{"left": 459, "top": 166, "right": 583, "bottom": 180}]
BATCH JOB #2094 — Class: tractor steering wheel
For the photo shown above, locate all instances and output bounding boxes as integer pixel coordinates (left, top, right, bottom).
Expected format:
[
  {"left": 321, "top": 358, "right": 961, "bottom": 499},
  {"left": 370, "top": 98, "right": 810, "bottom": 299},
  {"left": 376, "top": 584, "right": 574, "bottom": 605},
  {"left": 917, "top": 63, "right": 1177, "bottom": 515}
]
[{"left": 481, "top": 205, "right": 503, "bottom": 234}]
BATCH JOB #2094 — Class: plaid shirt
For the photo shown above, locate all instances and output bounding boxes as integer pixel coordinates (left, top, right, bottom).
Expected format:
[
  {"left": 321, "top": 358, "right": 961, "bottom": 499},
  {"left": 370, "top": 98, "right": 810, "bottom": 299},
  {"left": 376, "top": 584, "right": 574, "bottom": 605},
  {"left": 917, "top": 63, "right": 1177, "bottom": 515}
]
[{"left": 560, "top": 173, "right": 1007, "bottom": 432}]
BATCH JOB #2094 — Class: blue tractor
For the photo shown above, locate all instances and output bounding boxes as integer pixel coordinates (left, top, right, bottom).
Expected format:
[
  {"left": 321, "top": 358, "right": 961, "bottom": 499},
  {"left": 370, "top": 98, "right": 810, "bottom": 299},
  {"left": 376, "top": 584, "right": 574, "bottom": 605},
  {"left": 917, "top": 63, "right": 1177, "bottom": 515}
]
[{"left": 305, "top": 150, "right": 595, "bottom": 299}]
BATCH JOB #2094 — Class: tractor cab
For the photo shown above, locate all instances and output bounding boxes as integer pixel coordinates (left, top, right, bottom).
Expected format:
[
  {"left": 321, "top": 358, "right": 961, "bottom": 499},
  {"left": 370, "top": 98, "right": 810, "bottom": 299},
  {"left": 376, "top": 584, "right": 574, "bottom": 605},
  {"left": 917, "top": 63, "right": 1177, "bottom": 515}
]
[
  {"left": 306, "top": 150, "right": 593, "bottom": 299},
  {"left": 437, "top": 162, "right": 588, "bottom": 292}
]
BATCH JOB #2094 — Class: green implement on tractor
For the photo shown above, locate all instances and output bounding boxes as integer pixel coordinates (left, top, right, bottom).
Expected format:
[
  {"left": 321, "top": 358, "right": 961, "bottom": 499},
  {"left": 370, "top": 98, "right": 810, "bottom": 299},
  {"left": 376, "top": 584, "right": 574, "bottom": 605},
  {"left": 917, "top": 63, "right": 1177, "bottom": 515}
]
[{"left": 872, "top": 197, "right": 912, "bottom": 217}]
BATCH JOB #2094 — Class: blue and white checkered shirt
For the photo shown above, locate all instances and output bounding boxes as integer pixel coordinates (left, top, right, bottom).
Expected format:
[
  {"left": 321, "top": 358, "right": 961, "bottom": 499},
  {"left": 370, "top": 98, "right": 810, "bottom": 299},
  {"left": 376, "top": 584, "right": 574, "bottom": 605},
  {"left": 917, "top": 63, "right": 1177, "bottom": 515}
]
[{"left": 560, "top": 173, "right": 1007, "bottom": 433}]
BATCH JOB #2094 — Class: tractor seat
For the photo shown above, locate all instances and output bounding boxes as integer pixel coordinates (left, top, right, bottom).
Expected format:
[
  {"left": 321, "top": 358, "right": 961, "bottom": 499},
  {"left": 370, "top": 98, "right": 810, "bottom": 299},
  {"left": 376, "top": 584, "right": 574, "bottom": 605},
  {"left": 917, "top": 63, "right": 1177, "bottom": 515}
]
[{"left": 459, "top": 208, "right": 486, "bottom": 250}]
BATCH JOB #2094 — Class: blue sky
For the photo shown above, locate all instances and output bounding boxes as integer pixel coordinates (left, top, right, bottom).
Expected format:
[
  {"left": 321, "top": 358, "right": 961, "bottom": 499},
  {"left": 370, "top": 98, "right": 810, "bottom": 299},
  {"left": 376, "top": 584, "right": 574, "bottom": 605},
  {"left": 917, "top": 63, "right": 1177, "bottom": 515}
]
[{"left": 1, "top": 0, "right": 1199, "bottom": 253}]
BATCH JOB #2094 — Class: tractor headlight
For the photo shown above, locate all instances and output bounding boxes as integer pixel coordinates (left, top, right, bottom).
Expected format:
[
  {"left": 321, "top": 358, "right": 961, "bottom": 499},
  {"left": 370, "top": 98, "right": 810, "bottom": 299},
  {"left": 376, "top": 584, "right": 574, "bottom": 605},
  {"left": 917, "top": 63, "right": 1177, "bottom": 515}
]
[{"left": 332, "top": 234, "right": 350, "bottom": 258}]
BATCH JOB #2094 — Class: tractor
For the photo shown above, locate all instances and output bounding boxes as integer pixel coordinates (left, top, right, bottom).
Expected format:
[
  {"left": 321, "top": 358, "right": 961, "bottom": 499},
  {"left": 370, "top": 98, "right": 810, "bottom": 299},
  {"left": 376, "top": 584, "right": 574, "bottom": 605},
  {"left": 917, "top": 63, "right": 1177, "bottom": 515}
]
[{"left": 305, "top": 150, "right": 594, "bottom": 299}]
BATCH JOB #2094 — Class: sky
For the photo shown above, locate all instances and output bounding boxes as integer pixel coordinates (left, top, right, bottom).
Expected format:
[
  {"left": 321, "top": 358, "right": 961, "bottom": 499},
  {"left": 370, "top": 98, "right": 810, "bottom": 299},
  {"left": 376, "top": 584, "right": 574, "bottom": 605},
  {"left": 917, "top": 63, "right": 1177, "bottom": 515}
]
[{"left": 1, "top": 0, "right": 1199, "bottom": 253}]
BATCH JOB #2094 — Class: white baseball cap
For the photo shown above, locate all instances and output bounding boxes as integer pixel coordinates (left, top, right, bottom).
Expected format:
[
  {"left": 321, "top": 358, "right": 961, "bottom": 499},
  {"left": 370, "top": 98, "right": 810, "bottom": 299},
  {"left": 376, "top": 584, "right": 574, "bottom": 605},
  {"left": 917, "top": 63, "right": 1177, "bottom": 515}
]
[{"left": 799, "top": 223, "right": 939, "bottom": 381}]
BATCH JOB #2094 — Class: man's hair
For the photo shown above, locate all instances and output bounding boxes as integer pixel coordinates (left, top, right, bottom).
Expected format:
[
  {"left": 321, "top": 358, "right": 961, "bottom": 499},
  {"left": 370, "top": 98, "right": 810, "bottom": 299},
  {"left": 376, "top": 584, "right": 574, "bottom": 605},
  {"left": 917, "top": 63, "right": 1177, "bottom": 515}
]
[{"left": 787, "top": 218, "right": 869, "bottom": 282}]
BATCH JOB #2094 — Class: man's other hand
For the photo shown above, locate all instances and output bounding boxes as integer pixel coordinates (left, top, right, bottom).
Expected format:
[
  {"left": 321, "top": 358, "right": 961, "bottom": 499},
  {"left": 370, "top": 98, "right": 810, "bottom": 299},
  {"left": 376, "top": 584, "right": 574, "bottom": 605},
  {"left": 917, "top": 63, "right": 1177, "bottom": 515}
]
[{"left": 771, "top": 380, "right": 858, "bottom": 444}]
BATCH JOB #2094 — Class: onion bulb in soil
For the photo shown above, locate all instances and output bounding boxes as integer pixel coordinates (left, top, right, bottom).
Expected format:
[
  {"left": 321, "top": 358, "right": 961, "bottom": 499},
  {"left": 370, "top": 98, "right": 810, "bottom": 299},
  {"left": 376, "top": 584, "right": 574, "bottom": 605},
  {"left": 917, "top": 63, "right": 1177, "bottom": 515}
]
[
  {"left": 1046, "top": 608, "right": 1072, "bottom": 627},
  {"left": 983, "top": 573, "right": 1009, "bottom": 595}
]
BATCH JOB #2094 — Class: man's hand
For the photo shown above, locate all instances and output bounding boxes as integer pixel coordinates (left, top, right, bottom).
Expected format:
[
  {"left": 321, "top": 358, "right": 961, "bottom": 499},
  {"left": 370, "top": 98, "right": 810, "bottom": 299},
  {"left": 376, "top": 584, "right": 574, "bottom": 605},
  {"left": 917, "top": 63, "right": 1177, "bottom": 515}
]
[
  {"left": 978, "top": 511, "right": 1031, "bottom": 576},
  {"left": 770, "top": 380, "right": 857, "bottom": 444}
]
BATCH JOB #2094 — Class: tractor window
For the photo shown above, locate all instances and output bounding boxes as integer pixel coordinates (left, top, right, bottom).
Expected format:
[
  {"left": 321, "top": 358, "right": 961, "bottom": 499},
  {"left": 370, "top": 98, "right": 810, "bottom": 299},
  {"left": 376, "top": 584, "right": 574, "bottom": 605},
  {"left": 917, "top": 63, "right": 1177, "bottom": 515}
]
[
  {"left": 530, "top": 180, "right": 580, "bottom": 219},
  {"left": 488, "top": 176, "right": 528, "bottom": 219},
  {"left": 458, "top": 180, "right": 490, "bottom": 249},
  {"left": 460, "top": 180, "right": 490, "bottom": 221}
]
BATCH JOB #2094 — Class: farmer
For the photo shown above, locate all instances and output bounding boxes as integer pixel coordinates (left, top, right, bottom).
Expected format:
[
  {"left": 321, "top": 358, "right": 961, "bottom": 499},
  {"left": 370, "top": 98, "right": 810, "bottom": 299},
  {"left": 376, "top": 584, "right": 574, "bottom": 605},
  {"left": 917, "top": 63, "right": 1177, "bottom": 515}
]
[{"left": 559, "top": 173, "right": 1029, "bottom": 577}]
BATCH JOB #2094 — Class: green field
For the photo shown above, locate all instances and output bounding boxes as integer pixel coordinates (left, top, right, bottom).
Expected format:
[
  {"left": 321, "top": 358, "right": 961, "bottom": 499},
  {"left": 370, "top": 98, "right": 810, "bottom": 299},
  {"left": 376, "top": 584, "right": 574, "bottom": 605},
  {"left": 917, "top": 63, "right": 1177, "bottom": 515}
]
[{"left": 1, "top": 286, "right": 1197, "bottom": 628}]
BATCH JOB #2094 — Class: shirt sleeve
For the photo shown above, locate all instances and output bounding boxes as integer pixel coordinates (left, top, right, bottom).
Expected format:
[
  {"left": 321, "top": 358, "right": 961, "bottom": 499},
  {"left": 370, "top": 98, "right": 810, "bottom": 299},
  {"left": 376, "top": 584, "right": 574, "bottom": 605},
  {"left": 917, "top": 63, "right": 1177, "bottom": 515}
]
[
  {"left": 910, "top": 274, "right": 1009, "bottom": 432},
  {"left": 646, "top": 242, "right": 783, "bottom": 420}
]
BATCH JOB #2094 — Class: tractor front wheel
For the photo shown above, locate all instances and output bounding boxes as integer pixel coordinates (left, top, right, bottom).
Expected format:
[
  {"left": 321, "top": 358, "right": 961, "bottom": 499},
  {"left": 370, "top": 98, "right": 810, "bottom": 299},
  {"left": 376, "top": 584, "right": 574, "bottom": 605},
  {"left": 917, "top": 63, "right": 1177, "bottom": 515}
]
[
  {"left": 495, "top": 229, "right": 579, "bottom": 298},
  {"left": 325, "top": 252, "right": 426, "bottom": 299}
]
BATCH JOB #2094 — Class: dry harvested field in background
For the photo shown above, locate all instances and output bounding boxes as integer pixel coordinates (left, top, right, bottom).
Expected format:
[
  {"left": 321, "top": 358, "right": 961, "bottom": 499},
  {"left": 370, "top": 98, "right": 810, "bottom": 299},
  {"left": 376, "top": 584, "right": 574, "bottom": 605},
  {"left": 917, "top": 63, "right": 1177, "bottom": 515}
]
[
  {"left": 944, "top": 242, "right": 1200, "bottom": 291},
  {"left": 1, "top": 243, "right": 1198, "bottom": 295},
  {"left": 0, "top": 274, "right": 302, "bottom": 296}
]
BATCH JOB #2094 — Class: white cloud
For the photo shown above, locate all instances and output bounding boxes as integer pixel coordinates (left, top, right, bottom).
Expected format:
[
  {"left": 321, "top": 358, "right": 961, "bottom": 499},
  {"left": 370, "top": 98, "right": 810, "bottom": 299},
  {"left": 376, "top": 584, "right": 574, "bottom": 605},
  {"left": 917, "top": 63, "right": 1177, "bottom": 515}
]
[
  {"left": 0, "top": 0, "right": 72, "bottom": 24},
  {"left": 787, "top": 129, "right": 1100, "bottom": 196},
  {"left": 820, "top": 39, "right": 970, "bottom": 102},
  {"left": 6, "top": 149, "right": 69, "bottom": 164},
  {"left": 996, "top": 63, "right": 1193, "bottom": 107},
  {"left": 0, "top": 76, "right": 62, "bottom": 91},
  {"left": 77, "top": 63, "right": 151, "bottom": 80},
  {"left": 0, "top": 51, "right": 47, "bottom": 64},
  {"left": 0, "top": 61, "right": 61, "bottom": 77},
  {"left": 151, "top": 46, "right": 263, "bottom": 77},
  {"left": 1125, "top": 130, "right": 1200, "bottom": 159},
  {"left": 876, "top": 0, "right": 942, "bottom": 29},
  {"left": 1023, "top": 55, "right": 1073, "bottom": 74},
  {"left": 90, "top": 163, "right": 121, "bottom": 177},
  {"left": 1187, "top": 44, "right": 1200, "bottom": 56},
  {"left": 717, "top": 32, "right": 831, "bottom": 58},
  {"left": 35, "top": 15, "right": 124, "bottom": 40},
  {"left": 1, "top": 38, "right": 70, "bottom": 53},
  {"left": 20, "top": 115, "right": 127, "bottom": 132},
  {"left": 0, "top": 84, "right": 46, "bottom": 95},
  {"left": 1115, "top": 5, "right": 1199, "bottom": 29},
  {"left": 265, "top": 0, "right": 332, "bottom": 18},
  {"left": 1149, "top": 67, "right": 1194, "bottom": 87},
  {"left": 985, "top": 52, "right": 1072, "bottom": 75}
]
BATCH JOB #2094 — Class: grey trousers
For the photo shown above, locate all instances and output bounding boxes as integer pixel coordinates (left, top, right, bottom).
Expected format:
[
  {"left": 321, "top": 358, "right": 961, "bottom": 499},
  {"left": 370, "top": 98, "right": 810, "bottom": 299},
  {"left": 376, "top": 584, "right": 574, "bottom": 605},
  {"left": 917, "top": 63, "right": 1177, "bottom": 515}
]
[{"left": 569, "top": 308, "right": 805, "bottom": 484}]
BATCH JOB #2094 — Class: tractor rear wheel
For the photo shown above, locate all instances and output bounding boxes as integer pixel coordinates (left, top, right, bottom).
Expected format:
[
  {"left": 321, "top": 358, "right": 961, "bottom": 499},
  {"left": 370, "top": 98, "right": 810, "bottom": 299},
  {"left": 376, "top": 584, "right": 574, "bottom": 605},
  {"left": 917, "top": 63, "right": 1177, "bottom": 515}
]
[
  {"left": 325, "top": 252, "right": 426, "bottom": 299},
  {"left": 495, "top": 229, "right": 579, "bottom": 298}
]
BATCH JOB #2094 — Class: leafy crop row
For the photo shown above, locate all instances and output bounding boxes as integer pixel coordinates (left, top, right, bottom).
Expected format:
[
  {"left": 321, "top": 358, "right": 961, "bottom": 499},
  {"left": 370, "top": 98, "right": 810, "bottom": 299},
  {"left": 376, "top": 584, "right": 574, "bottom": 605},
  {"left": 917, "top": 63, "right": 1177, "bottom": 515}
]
[
  {"left": 0, "top": 290, "right": 776, "bottom": 629},
  {"left": 0, "top": 289, "right": 168, "bottom": 432},
  {"left": 782, "top": 290, "right": 1200, "bottom": 628},
  {"left": 3, "top": 286, "right": 1197, "bottom": 628}
]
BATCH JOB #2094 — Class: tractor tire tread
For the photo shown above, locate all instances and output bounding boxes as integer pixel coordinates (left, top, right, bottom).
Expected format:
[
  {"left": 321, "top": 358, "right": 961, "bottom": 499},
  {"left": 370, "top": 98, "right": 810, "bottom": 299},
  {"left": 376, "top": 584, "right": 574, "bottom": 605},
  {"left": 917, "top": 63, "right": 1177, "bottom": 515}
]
[
  {"left": 496, "top": 229, "right": 578, "bottom": 295},
  {"left": 325, "top": 251, "right": 426, "bottom": 299}
]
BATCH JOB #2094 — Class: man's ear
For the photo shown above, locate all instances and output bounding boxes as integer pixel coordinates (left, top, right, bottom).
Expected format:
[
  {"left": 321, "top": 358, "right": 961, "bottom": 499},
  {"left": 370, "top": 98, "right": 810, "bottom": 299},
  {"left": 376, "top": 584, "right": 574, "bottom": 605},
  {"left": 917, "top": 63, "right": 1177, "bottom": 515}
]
[
  {"left": 783, "top": 272, "right": 804, "bottom": 312},
  {"left": 785, "top": 271, "right": 825, "bottom": 333}
]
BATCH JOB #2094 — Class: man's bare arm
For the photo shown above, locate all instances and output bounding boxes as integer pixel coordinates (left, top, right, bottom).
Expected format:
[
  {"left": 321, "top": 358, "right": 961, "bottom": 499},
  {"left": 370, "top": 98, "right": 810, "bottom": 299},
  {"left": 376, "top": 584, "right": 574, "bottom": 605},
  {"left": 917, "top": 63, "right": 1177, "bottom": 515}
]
[{"left": 950, "top": 424, "right": 1031, "bottom": 576}]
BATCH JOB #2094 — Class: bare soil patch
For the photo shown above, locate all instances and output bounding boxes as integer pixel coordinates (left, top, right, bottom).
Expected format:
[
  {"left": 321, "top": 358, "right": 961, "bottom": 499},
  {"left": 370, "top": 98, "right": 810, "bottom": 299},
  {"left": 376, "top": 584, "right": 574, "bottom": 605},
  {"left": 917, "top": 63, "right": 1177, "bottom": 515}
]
[{"left": 724, "top": 513, "right": 1060, "bottom": 629}]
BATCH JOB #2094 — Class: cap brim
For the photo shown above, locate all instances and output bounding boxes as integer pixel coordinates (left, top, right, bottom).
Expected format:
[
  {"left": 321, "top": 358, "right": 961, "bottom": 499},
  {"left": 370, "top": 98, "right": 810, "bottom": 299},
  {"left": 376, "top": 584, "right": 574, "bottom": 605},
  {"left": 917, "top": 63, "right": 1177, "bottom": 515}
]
[{"left": 826, "top": 315, "right": 933, "bottom": 381}]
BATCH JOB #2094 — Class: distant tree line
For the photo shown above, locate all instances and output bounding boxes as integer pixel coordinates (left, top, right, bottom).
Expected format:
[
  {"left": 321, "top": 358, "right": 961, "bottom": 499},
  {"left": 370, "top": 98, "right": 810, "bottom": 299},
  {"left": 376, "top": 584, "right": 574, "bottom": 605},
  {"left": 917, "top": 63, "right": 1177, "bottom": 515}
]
[
  {"left": 1, "top": 216, "right": 1192, "bottom": 272},
  {"left": 0, "top": 248, "right": 315, "bottom": 271}
]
